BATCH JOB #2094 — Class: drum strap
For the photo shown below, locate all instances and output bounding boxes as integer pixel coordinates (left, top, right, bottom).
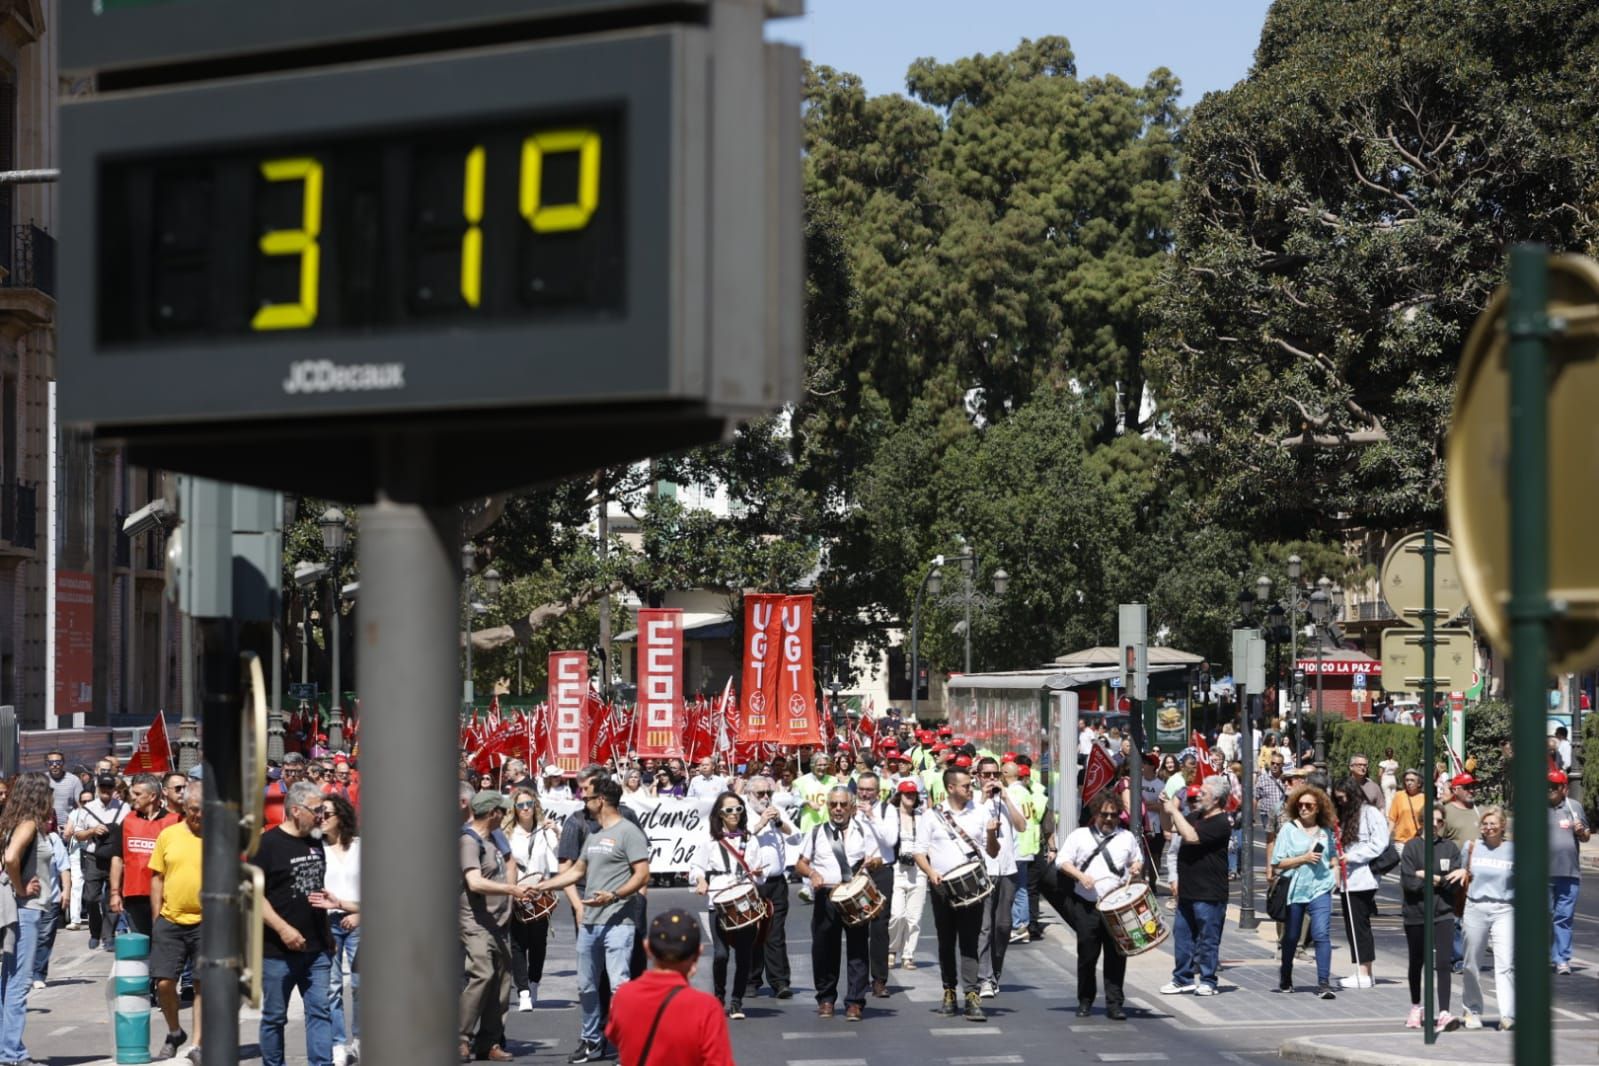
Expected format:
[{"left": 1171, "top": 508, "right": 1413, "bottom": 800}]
[
  {"left": 1088, "top": 831, "right": 1126, "bottom": 880},
  {"left": 827, "top": 824, "right": 854, "bottom": 882},
  {"left": 937, "top": 806, "right": 984, "bottom": 865},
  {"left": 719, "top": 836, "right": 760, "bottom": 884}
]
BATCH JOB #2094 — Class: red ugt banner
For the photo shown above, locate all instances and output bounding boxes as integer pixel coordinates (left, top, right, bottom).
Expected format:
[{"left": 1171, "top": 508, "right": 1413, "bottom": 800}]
[
  {"left": 774, "top": 595, "right": 822, "bottom": 746},
  {"left": 739, "top": 594, "right": 784, "bottom": 743},
  {"left": 549, "top": 651, "right": 589, "bottom": 773},
  {"left": 635, "top": 609, "right": 686, "bottom": 757}
]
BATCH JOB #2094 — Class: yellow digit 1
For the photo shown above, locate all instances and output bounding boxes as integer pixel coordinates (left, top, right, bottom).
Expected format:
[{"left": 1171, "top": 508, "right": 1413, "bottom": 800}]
[
  {"left": 520, "top": 130, "right": 601, "bottom": 233},
  {"left": 251, "top": 157, "right": 323, "bottom": 331},
  {"left": 461, "top": 146, "right": 486, "bottom": 308}
]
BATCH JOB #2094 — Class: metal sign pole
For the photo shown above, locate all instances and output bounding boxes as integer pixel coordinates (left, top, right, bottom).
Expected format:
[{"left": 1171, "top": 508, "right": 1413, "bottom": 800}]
[
  {"left": 1419, "top": 530, "right": 1437, "bottom": 1045},
  {"left": 359, "top": 447, "right": 463, "bottom": 1066},
  {"left": 1506, "top": 244, "right": 1551, "bottom": 1064}
]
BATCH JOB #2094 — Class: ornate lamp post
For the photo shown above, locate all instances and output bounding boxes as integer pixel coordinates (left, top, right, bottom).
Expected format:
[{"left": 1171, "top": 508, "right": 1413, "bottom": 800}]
[
  {"left": 319, "top": 506, "right": 350, "bottom": 751},
  {"left": 1310, "top": 576, "right": 1332, "bottom": 766},
  {"left": 909, "top": 558, "right": 943, "bottom": 724}
]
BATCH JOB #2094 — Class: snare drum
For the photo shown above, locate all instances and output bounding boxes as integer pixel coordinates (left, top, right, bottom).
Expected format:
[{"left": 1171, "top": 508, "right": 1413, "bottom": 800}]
[
  {"left": 939, "top": 861, "right": 993, "bottom": 908},
  {"left": 1096, "top": 882, "right": 1170, "bottom": 956},
  {"left": 514, "top": 887, "right": 557, "bottom": 924},
  {"left": 711, "top": 882, "right": 766, "bottom": 932},
  {"left": 831, "top": 871, "right": 886, "bottom": 926}
]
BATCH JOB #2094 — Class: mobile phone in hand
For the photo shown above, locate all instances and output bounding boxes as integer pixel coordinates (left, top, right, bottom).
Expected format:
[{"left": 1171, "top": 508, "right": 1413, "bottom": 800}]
[{"left": 1312, "top": 842, "right": 1325, "bottom": 855}]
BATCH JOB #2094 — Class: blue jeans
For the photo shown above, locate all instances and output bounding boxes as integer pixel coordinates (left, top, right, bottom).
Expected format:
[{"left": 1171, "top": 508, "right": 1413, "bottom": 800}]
[
  {"left": 1550, "top": 876, "right": 1580, "bottom": 965},
  {"left": 260, "top": 953, "right": 333, "bottom": 1066},
  {"left": 330, "top": 923, "right": 361, "bottom": 1045},
  {"left": 31, "top": 902, "right": 61, "bottom": 983},
  {"left": 1281, "top": 893, "right": 1332, "bottom": 988},
  {"left": 0, "top": 908, "right": 41, "bottom": 1062},
  {"left": 1228, "top": 826, "right": 1242, "bottom": 875},
  {"left": 576, "top": 922, "right": 634, "bottom": 1048},
  {"left": 1171, "top": 898, "right": 1226, "bottom": 990},
  {"left": 1011, "top": 860, "right": 1032, "bottom": 928}
]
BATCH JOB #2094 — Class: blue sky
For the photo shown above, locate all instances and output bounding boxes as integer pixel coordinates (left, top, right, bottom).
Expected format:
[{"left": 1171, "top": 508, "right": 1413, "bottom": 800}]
[{"left": 767, "top": 0, "right": 1275, "bottom": 106}]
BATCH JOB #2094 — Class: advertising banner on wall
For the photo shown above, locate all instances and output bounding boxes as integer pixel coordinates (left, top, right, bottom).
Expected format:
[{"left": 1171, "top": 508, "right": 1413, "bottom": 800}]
[{"left": 55, "top": 570, "right": 94, "bottom": 718}]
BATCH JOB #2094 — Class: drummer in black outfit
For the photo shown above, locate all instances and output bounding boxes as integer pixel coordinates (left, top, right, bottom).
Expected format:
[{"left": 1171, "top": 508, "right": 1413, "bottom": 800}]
[
  {"left": 690, "top": 790, "right": 768, "bottom": 1020},
  {"left": 794, "top": 787, "right": 886, "bottom": 1021},
  {"left": 911, "top": 768, "right": 1000, "bottom": 1023},
  {"left": 855, "top": 772, "right": 900, "bottom": 999},
  {"left": 1051, "top": 788, "right": 1144, "bottom": 1020}
]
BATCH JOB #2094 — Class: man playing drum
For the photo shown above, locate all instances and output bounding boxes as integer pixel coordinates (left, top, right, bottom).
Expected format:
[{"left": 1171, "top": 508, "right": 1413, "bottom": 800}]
[
  {"left": 1054, "top": 788, "right": 1144, "bottom": 1021},
  {"left": 690, "top": 790, "right": 769, "bottom": 1021},
  {"left": 911, "top": 767, "right": 1000, "bottom": 1023},
  {"left": 794, "top": 787, "right": 887, "bottom": 1021}
]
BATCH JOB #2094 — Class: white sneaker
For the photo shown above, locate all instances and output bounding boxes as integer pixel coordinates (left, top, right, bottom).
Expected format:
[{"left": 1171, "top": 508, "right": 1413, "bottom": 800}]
[
  {"left": 333, "top": 1044, "right": 348, "bottom": 1066},
  {"left": 1159, "top": 981, "right": 1196, "bottom": 995},
  {"left": 518, "top": 989, "right": 533, "bottom": 1012},
  {"left": 1195, "top": 984, "right": 1218, "bottom": 996},
  {"left": 798, "top": 884, "right": 814, "bottom": 903},
  {"left": 29, "top": 980, "right": 44, "bottom": 991},
  {"left": 1340, "top": 973, "right": 1374, "bottom": 989},
  {"left": 979, "top": 979, "right": 997, "bottom": 999},
  {"left": 1461, "top": 1011, "right": 1483, "bottom": 1030}
]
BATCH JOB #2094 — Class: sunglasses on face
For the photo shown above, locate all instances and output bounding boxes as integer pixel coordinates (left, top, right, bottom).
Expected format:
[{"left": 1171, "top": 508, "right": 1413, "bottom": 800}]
[
  {"left": 1297, "top": 802, "right": 1317, "bottom": 810},
  {"left": 46, "top": 760, "right": 63, "bottom": 766},
  {"left": 515, "top": 802, "right": 535, "bottom": 810},
  {"left": 720, "top": 806, "right": 744, "bottom": 815},
  {"left": 752, "top": 790, "right": 772, "bottom": 797},
  {"left": 319, "top": 809, "right": 336, "bottom": 818},
  {"left": 827, "top": 801, "right": 852, "bottom": 808}
]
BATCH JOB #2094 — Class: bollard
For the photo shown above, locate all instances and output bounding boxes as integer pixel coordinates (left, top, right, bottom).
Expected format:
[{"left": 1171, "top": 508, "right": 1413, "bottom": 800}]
[{"left": 107, "top": 932, "right": 152, "bottom": 1064}]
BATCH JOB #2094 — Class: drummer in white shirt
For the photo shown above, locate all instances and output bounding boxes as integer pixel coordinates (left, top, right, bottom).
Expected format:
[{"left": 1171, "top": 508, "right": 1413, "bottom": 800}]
[
  {"left": 973, "top": 756, "right": 1027, "bottom": 1000},
  {"left": 854, "top": 773, "right": 899, "bottom": 999},
  {"left": 911, "top": 766, "right": 1000, "bottom": 1023},
  {"left": 794, "top": 787, "right": 886, "bottom": 1021},
  {"left": 1054, "top": 788, "right": 1145, "bottom": 1021},
  {"left": 690, "top": 790, "right": 769, "bottom": 1020},
  {"left": 742, "top": 776, "right": 798, "bottom": 1001}
]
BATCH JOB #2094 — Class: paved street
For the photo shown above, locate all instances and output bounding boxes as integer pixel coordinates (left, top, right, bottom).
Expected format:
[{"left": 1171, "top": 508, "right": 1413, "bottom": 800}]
[{"left": 23, "top": 840, "right": 1599, "bottom": 1066}]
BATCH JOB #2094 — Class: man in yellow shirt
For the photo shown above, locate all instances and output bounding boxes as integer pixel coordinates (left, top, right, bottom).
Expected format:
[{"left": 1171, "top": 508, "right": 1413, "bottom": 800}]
[{"left": 149, "top": 781, "right": 204, "bottom": 1062}]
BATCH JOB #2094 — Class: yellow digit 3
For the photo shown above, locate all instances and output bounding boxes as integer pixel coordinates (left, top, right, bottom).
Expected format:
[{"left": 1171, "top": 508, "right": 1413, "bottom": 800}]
[
  {"left": 251, "top": 158, "right": 324, "bottom": 331},
  {"left": 520, "top": 130, "right": 601, "bottom": 234}
]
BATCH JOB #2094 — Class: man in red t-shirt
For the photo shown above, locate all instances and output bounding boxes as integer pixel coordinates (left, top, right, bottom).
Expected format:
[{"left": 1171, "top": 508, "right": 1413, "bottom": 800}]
[
  {"left": 606, "top": 909, "right": 733, "bottom": 1066},
  {"left": 110, "top": 773, "right": 181, "bottom": 937},
  {"left": 263, "top": 754, "right": 307, "bottom": 830}
]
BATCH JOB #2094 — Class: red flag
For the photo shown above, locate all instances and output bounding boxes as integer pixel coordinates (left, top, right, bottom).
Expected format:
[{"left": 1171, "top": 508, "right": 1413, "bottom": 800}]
[
  {"left": 1080, "top": 741, "right": 1117, "bottom": 805},
  {"left": 740, "top": 594, "right": 784, "bottom": 742},
  {"left": 124, "top": 711, "right": 173, "bottom": 776},
  {"left": 548, "top": 651, "right": 590, "bottom": 773},
  {"left": 1190, "top": 730, "right": 1214, "bottom": 782},
  {"left": 774, "top": 595, "right": 822, "bottom": 746},
  {"left": 714, "top": 678, "right": 735, "bottom": 757},
  {"left": 635, "top": 609, "right": 686, "bottom": 757}
]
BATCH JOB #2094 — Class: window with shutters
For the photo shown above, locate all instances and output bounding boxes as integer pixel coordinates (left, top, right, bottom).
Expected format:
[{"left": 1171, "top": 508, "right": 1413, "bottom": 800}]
[{"left": 0, "top": 71, "right": 12, "bottom": 277}]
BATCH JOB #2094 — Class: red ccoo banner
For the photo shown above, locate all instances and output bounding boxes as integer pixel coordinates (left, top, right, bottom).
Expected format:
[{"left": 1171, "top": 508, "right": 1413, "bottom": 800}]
[
  {"left": 635, "top": 609, "right": 686, "bottom": 757},
  {"left": 774, "top": 594, "right": 822, "bottom": 746},
  {"left": 549, "top": 651, "right": 589, "bottom": 773},
  {"left": 740, "top": 593, "right": 784, "bottom": 743}
]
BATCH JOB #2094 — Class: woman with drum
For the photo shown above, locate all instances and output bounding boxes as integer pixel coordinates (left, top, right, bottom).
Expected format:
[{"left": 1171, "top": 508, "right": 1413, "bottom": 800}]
[
  {"left": 505, "top": 787, "right": 559, "bottom": 1011},
  {"left": 1269, "top": 784, "right": 1338, "bottom": 998},
  {"left": 1053, "top": 788, "right": 1145, "bottom": 1020},
  {"left": 691, "top": 791, "right": 768, "bottom": 1021}
]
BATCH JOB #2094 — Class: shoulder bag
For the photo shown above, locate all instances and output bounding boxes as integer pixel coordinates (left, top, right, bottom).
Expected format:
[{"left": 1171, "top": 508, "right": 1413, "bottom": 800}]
[
  {"left": 636, "top": 985, "right": 685, "bottom": 1066},
  {"left": 1368, "top": 809, "right": 1401, "bottom": 877}
]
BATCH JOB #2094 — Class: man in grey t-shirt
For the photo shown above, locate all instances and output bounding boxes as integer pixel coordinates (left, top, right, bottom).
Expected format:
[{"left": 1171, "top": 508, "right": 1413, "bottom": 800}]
[
  {"left": 532, "top": 775, "right": 650, "bottom": 1063},
  {"left": 459, "top": 789, "right": 533, "bottom": 1063},
  {"left": 1548, "top": 770, "right": 1590, "bottom": 974},
  {"left": 47, "top": 751, "right": 81, "bottom": 828}
]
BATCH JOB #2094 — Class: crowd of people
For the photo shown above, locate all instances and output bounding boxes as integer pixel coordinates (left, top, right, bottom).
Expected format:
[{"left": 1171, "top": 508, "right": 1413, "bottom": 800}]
[{"left": 0, "top": 709, "right": 1582, "bottom": 1065}]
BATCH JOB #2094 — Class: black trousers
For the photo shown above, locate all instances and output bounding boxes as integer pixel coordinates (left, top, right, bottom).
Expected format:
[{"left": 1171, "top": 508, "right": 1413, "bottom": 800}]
[
  {"left": 123, "top": 896, "right": 154, "bottom": 938},
  {"left": 1405, "top": 919, "right": 1453, "bottom": 1012},
  {"left": 811, "top": 887, "right": 869, "bottom": 1007},
  {"left": 930, "top": 886, "right": 982, "bottom": 995},
  {"left": 748, "top": 878, "right": 791, "bottom": 993},
  {"left": 508, "top": 915, "right": 550, "bottom": 991},
  {"left": 711, "top": 915, "right": 758, "bottom": 1004},
  {"left": 82, "top": 863, "right": 112, "bottom": 943},
  {"left": 867, "top": 865, "right": 895, "bottom": 984},
  {"left": 1025, "top": 856, "right": 1044, "bottom": 935},
  {"left": 1342, "top": 889, "right": 1377, "bottom": 965},
  {"left": 1067, "top": 892, "right": 1126, "bottom": 1007}
]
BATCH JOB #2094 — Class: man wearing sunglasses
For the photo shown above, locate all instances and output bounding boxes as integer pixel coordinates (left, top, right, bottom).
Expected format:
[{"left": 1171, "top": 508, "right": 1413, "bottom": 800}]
[
  {"left": 255, "top": 781, "right": 335, "bottom": 1066},
  {"left": 742, "top": 776, "right": 797, "bottom": 1000},
  {"left": 972, "top": 757, "right": 1026, "bottom": 1001},
  {"left": 794, "top": 787, "right": 886, "bottom": 1021},
  {"left": 854, "top": 772, "right": 899, "bottom": 998},
  {"left": 1054, "top": 788, "right": 1144, "bottom": 1020},
  {"left": 46, "top": 751, "right": 79, "bottom": 829}
]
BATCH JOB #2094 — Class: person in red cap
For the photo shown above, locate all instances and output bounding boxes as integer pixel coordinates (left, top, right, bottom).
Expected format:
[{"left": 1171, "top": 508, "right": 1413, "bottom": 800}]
[
  {"left": 1439, "top": 774, "right": 1480, "bottom": 845},
  {"left": 888, "top": 780, "right": 927, "bottom": 970},
  {"left": 1548, "top": 769, "right": 1590, "bottom": 974}
]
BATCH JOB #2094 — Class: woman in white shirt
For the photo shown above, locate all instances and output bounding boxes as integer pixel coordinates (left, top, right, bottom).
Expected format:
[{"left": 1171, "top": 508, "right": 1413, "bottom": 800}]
[
  {"left": 505, "top": 787, "right": 559, "bottom": 1011},
  {"left": 318, "top": 793, "right": 361, "bottom": 1066},
  {"left": 64, "top": 788, "right": 95, "bottom": 929},
  {"left": 1216, "top": 723, "right": 1240, "bottom": 764},
  {"left": 691, "top": 790, "right": 768, "bottom": 1020}
]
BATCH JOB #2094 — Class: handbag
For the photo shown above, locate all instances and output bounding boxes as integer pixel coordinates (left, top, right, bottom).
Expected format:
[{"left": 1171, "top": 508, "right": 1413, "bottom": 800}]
[
  {"left": 1265, "top": 871, "right": 1292, "bottom": 922},
  {"left": 1370, "top": 841, "right": 1401, "bottom": 877}
]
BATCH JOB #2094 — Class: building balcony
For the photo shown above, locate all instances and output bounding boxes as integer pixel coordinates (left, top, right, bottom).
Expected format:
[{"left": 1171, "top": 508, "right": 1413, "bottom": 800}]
[
  {"left": 0, "top": 224, "right": 54, "bottom": 298},
  {"left": 0, "top": 479, "right": 37, "bottom": 551},
  {"left": 1349, "top": 598, "right": 1396, "bottom": 623}
]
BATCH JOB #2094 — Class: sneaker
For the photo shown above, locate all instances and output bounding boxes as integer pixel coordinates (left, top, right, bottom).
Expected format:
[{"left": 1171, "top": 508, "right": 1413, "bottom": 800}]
[
  {"left": 518, "top": 989, "right": 533, "bottom": 1012},
  {"left": 979, "top": 979, "right": 997, "bottom": 999},
  {"left": 729, "top": 1000, "right": 746, "bottom": 1020},
  {"left": 87, "top": 938, "right": 99, "bottom": 951},
  {"left": 187, "top": 1048, "right": 202, "bottom": 1065},
  {"left": 798, "top": 884, "right": 814, "bottom": 903},
  {"left": 940, "top": 988, "right": 958, "bottom": 1017},
  {"left": 1195, "top": 984, "right": 1219, "bottom": 997},
  {"left": 333, "top": 1045, "right": 349, "bottom": 1066},
  {"left": 901, "top": 960, "right": 918, "bottom": 971},
  {"left": 1341, "top": 973, "right": 1374, "bottom": 989},
  {"left": 29, "top": 980, "right": 44, "bottom": 991},
  {"left": 1406, "top": 1005, "right": 1423, "bottom": 1029},
  {"left": 775, "top": 986, "right": 794, "bottom": 999},
  {"left": 1008, "top": 928, "right": 1029, "bottom": 944},
  {"left": 1555, "top": 962, "right": 1572, "bottom": 975},
  {"left": 160, "top": 1029, "right": 189, "bottom": 1060},
  {"left": 1435, "top": 1011, "right": 1456, "bottom": 1032},
  {"left": 963, "top": 991, "right": 986, "bottom": 1023},
  {"left": 1272, "top": 982, "right": 1294, "bottom": 994},
  {"left": 1461, "top": 1011, "right": 1483, "bottom": 1030},
  {"left": 1315, "top": 985, "right": 1336, "bottom": 1000},
  {"left": 1160, "top": 981, "right": 1196, "bottom": 995},
  {"left": 567, "top": 1042, "right": 606, "bottom": 1064},
  {"left": 1499, "top": 1017, "right": 1514, "bottom": 1031}
]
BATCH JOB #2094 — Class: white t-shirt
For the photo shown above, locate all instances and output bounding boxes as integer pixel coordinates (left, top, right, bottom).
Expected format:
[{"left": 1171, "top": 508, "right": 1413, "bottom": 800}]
[
  {"left": 1058, "top": 826, "right": 1141, "bottom": 902},
  {"left": 322, "top": 838, "right": 361, "bottom": 905},
  {"left": 797, "top": 819, "right": 875, "bottom": 885},
  {"left": 912, "top": 800, "right": 991, "bottom": 877},
  {"left": 687, "top": 774, "right": 731, "bottom": 801}
]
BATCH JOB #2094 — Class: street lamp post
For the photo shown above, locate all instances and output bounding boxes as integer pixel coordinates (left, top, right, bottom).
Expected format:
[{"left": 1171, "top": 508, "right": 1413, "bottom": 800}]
[
  {"left": 1287, "top": 553, "right": 1302, "bottom": 752},
  {"left": 462, "top": 543, "right": 477, "bottom": 712},
  {"left": 1310, "top": 577, "right": 1332, "bottom": 766},
  {"left": 909, "top": 558, "right": 943, "bottom": 724},
  {"left": 942, "top": 537, "right": 1008, "bottom": 674},
  {"left": 320, "top": 507, "right": 349, "bottom": 751}
]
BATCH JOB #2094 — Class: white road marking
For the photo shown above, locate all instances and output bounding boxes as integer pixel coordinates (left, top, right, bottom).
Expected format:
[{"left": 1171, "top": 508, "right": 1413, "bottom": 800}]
[
  {"left": 787, "top": 1060, "right": 868, "bottom": 1066},
  {"left": 46, "top": 1025, "right": 76, "bottom": 1037},
  {"left": 1098, "top": 1055, "right": 1168, "bottom": 1063},
  {"left": 782, "top": 1032, "right": 857, "bottom": 1040},
  {"left": 928, "top": 1027, "right": 1002, "bottom": 1036},
  {"left": 950, "top": 1058, "right": 1024, "bottom": 1065}
]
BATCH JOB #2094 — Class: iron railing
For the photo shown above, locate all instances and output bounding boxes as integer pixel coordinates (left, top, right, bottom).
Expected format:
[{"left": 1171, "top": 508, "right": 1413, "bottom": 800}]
[
  {"left": 0, "top": 224, "right": 54, "bottom": 297},
  {"left": 1354, "top": 599, "right": 1395, "bottom": 622},
  {"left": 0, "top": 480, "right": 36, "bottom": 549}
]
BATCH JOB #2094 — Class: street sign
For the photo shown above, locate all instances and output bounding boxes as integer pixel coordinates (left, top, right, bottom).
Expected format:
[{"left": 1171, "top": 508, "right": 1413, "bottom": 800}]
[
  {"left": 1380, "top": 627, "right": 1475, "bottom": 693},
  {"left": 288, "top": 683, "right": 318, "bottom": 701},
  {"left": 1380, "top": 532, "right": 1467, "bottom": 621},
  {"left": 1447, "top": 253, "right": 1599, "bottom": 673},
  {"left": 1352, "top": 672, "right": 1367, "bottom": 690},
  {"left": 1118, "top": 603, "right": 1148, "bottom": 701}
]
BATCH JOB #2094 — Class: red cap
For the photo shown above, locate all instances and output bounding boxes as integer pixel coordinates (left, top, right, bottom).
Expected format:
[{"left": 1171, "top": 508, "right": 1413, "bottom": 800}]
[
  {"left": 1018, "top": 765, "right": 1031, "bottom": 778},
  {"left": 1549, "top": 769, "right": 1568, "bottom": 785},
  {"left": 1186, "top": 785, "right": 1203, "bottom": 798},
  {"left": 1001, "top": 752, "right": 1018, "bottom": 763},
  {"left": 1450, "top": 773, "right": 1476, "bottom": 788},
  {"left": 896, "top": 780, "right": 920, "bottom": 795},
  {"left": 931, "top": 743, "right": 947, "bottom": 754},
  {"left": 953, "top": 755, "right": 973, "bottom": 769},
  {"left": 938, "top": 726, "right": 953, "bottom": 736}
]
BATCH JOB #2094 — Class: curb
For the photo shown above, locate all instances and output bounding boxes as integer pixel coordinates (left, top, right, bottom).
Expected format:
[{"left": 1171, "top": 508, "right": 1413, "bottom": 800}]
[{"left": 1279, "top": 1031, "right": 1599, "bottom": 1066}]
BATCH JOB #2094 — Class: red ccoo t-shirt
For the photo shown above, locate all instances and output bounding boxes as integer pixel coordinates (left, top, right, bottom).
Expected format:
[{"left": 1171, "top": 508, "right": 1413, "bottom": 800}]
[
  {"left": 120, "top": 808, "right": 181, "bottom": 898},
  {"left": 605, "top": 969, "right": 734, "bottom": 1066}
]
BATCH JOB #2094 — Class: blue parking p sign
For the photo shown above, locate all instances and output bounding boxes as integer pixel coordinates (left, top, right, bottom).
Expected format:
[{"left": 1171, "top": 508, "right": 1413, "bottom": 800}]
[{"left": 1353, "top": 672, "right": 1367, "bottom": 690}]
